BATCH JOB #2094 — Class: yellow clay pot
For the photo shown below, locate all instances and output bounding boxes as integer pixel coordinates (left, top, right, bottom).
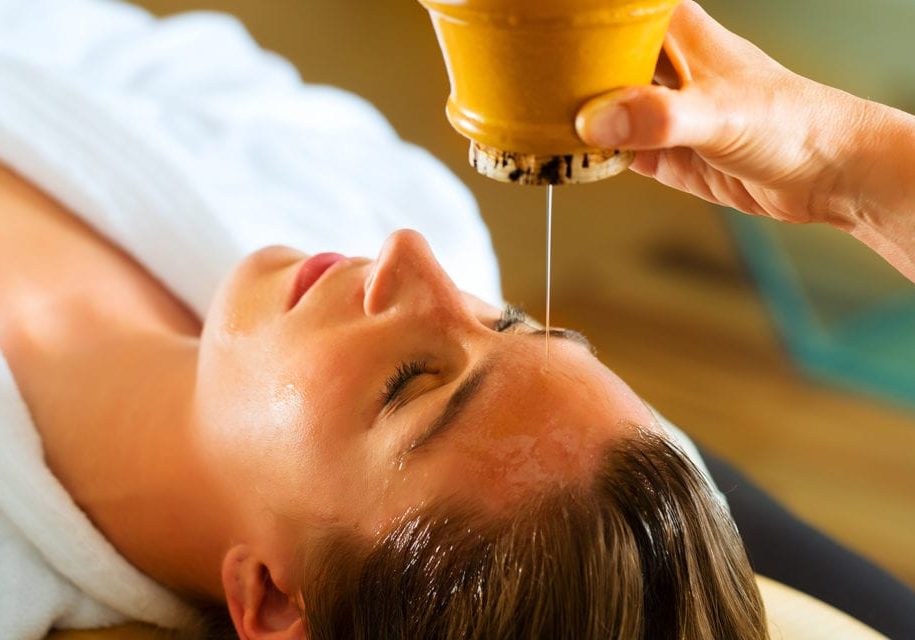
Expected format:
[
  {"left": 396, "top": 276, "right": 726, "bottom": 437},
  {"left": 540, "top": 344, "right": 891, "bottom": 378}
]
[{"left": 418, "top": 0, "right": 679, "bottom": 185}]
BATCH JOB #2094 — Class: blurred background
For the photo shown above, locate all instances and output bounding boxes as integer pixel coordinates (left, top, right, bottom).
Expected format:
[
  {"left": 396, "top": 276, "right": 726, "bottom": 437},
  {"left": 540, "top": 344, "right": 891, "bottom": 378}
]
[{"left": 135, "top": 0, "right": 915, "bottom": 587}]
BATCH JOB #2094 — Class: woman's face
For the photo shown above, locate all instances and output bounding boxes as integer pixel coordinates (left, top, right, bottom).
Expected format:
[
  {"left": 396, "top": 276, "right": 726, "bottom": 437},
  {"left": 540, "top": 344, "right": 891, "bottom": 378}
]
[{"left": 195, "top": 230, "right": 655, "bottom": 576}]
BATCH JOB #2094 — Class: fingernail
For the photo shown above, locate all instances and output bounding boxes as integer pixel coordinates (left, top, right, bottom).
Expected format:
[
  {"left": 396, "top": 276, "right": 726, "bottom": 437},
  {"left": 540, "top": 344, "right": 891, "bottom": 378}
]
[{"left": 577, "top": 97, "right": 631, "bottom": 148}]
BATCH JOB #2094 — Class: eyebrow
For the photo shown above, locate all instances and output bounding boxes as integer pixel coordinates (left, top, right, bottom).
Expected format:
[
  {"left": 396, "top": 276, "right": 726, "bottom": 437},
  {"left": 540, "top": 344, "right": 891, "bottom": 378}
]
[
  {"left": 400, "top": 328, "right": 594, "bottom": 460},
  {"left": 531, "top": 327, "right": 595, "bottom": 353}
]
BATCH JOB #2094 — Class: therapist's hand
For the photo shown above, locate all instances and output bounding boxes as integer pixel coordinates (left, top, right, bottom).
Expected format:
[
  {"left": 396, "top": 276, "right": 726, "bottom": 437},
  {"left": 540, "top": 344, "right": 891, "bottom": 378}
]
[
  {"left": 575, "top": 0, "right": 872, "bottom": 229},
  {"left": 576, "top": 0, "right": 915, "bottom": 281}
]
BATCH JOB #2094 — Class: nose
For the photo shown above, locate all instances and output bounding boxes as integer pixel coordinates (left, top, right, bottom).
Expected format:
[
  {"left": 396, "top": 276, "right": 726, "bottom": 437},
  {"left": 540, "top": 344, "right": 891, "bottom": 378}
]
[{"left": 363, "top": 229, "right": 469, "bottom": 321}]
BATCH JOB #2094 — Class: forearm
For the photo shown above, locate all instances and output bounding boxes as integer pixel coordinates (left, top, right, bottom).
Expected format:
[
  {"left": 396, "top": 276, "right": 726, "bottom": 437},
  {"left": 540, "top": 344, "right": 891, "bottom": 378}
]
[{"left": 829, "top": 99, "right": 915, "bottom": 282}]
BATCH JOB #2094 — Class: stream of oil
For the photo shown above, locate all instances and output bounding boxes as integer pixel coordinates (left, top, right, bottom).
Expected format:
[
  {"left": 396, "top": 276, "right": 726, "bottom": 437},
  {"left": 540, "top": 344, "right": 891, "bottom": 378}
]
[{"left": 545, "top": 184, "right": 553, "bottom": 363}]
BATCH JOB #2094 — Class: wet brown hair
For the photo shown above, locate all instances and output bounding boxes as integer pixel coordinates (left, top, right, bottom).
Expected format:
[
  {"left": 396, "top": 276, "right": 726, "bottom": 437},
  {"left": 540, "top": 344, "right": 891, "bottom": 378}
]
[{"left": 297, "top": 429, "right": 768, "bottom": 639}]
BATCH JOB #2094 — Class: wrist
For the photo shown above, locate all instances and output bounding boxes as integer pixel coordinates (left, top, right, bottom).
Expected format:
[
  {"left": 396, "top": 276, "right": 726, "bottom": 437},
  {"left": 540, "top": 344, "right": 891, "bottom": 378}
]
[
  {"left": 825, "top": 98, "right": 914, "bottom": 226},
  {"left": 827, "top": 99, "right": 915, "bottom": 280}
]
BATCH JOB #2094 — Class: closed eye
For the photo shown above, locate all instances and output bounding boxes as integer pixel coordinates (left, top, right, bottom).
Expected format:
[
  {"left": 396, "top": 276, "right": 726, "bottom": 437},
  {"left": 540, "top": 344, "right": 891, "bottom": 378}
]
[
  {"left": 381, "top": 359, "right": 432, "bottom": 407},
  {"left": 381, "top": 305, "right": 539, "bottom": 410}
]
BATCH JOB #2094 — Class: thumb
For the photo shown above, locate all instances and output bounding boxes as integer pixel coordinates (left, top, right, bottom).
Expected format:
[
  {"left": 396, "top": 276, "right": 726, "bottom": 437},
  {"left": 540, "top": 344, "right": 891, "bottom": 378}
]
[{"left": 576, "top": 85, "right": 722, "bottom": 152}]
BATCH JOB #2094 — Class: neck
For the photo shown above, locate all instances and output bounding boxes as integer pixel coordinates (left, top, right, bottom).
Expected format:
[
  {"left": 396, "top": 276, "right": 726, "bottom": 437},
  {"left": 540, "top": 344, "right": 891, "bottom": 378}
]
[
  {"left": 13, "top": 316, "right": 234, "bottom": 600},
  {"left": 0, "top": 164, "right": 235, "bottom": 601},
  {"left": 83, "top": 331, "right": 233, "bottom": 601}
]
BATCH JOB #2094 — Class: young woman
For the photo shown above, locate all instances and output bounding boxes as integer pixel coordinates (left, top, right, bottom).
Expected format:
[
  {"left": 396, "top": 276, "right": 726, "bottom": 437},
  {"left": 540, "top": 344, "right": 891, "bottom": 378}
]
[{"left": 0, "top": 1, "right": 912, "bottom": 639}]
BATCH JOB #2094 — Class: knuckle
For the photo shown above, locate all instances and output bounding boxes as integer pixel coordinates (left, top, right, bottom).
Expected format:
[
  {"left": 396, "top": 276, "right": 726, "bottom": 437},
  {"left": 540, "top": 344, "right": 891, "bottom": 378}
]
[{"left": 641, "top": 91, "right": 681, "bottom": 145}]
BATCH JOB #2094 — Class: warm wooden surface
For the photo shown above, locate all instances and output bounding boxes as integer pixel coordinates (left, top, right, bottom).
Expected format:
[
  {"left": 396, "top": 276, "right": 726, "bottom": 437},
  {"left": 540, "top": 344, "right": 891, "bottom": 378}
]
[
  {"left": 757, "top": 576, "right": 889, "bottom": 640},
  {"left": 133, "top": 0, "right": 915, "bottom": 588}
]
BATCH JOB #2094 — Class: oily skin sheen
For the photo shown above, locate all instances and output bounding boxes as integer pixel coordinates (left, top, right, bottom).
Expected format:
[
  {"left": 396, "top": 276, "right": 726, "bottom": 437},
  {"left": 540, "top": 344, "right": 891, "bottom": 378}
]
[{"left": 194, "top": 230, "right": 658, "bottom": 599}]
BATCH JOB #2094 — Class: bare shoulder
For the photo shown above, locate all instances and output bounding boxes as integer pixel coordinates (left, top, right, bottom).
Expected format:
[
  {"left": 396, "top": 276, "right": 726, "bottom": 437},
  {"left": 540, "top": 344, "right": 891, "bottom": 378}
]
[
  {"left": 0, "top": 162, "right": 116, "bottom": 283},
  {"left": 0, "top": 162, "right": 200, "bottom": 350}
]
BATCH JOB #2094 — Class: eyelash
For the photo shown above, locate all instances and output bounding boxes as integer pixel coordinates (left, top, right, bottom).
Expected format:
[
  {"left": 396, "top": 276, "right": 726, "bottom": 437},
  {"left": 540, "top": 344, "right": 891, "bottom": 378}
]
[
  {"left": 381, "top": 360, "right": 429, "bottom": 406},
  {"left": 494, "top": 303, "right": 528, "bottom": 332},
  {"left": 381, "top": 305, "right": 528, "bottom": 406}
]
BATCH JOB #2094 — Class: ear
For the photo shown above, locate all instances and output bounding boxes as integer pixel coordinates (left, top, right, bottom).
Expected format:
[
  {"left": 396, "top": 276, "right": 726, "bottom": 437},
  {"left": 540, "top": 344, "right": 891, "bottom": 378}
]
[{"left": 222, "top": 545, "right": 306, "bottom": 640}]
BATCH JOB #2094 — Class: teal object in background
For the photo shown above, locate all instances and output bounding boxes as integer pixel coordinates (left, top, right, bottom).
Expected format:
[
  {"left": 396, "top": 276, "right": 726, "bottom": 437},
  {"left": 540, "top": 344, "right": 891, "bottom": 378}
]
[
  {"left": 726, "top": 214, "right": 915, "bottom": 408},
  {"left": 700, "top": 0, "right": 915, "bottom": 408}
]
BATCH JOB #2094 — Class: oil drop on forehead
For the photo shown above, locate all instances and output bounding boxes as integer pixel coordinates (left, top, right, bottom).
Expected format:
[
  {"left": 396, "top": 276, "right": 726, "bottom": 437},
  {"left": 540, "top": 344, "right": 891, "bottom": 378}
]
[{"left": 545, "top": 184, "right": 553, "bottom": 364}]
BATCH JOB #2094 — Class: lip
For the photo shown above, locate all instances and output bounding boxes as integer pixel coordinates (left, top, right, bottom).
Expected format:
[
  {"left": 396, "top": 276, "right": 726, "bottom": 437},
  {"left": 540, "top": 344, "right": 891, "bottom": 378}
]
[{"left": 288, "top": 252, "right": 347, "bottom": 309}]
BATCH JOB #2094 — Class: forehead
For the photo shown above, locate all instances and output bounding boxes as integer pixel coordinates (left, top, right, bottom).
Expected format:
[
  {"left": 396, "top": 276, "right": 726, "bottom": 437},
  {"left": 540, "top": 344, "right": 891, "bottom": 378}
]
[{"left": 381, "top": 338, "right": 653, "bottom": 517}]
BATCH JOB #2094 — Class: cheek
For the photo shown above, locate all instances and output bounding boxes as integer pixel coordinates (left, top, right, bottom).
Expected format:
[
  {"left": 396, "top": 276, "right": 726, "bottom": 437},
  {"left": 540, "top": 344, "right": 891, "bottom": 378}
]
[
  {"left": 206, "top": 247, "right": 303, "bottom": 337},
  {"left": 194, "top": 330, "right": 322, "bottom": 504},
  {"left": 195, "top": 298, "right": 411, "bottom": 523}
]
